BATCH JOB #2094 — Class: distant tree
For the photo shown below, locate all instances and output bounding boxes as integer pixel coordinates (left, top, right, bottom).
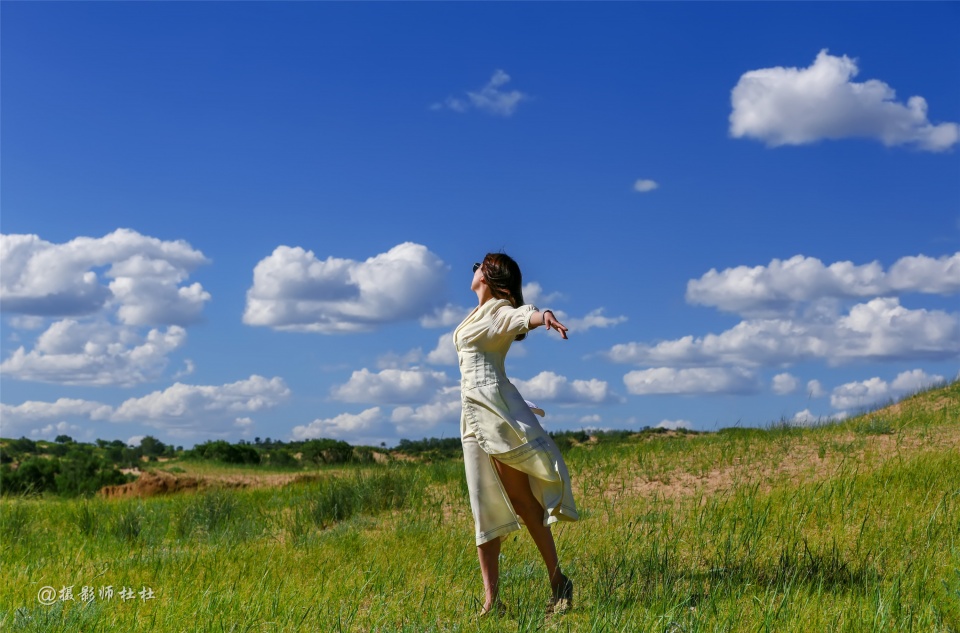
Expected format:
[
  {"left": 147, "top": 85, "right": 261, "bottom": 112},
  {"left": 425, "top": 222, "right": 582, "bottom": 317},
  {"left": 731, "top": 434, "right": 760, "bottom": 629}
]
[
  {"left": 54, "top": 435, "right": 74, "bottom": 444},
  {"left": 55, "top": 450, "right": 129, "bottom": 497},
  {"left": 1, "top": 457, "right": 61, "bottom": 495},
  {"left": 106, "top": 445, "right": 124, "bottom": 464},
  {"left": 301, "top": 438, "right": 354, "bottom": 465},
  {"left": 187, "top": 440, "right": 261, "bottom": 465},
  {"left": 48, "top": 443, "right": 70, "bottom": 457},
  {"left": 139, "top": 435, "right": 166, "bottom": 458},
  {"left": 267, "top": 449, "right": 298, "bottom": 467},
  {"left": 9, "top": 438, "right": 37, "bottom": 455}
]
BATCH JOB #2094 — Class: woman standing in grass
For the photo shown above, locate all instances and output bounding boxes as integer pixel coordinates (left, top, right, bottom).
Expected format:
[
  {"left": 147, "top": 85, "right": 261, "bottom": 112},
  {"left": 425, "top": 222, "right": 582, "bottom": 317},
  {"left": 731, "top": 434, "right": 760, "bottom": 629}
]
[{"left": 454, "top": 252, "right": 579, "bottom": 617}]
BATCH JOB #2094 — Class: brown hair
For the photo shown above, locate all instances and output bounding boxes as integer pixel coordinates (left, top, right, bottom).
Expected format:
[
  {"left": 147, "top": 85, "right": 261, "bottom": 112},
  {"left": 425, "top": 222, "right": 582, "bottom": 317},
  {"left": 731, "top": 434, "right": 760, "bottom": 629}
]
[{"left": 480, "top": 252, "right": 527, "bottom": 341}]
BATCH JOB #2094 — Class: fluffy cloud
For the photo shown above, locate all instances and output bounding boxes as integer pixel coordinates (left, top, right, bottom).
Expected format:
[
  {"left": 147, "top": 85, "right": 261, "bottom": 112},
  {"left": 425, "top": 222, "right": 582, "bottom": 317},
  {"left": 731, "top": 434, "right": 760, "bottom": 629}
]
[
  {"left": 390, "top": 387, "right": 462, "bottom": 433},
  {"left": 31, "top": 421, "right": 85, "bottom": 439},
  {"left": 565, "top": 309, "right": 628, "bottom": 333},
  {"left": 687, "top": 253, "right": 960, "bottom": 317},
  {"left": 1, "top": 229, "right": 210, "bottom": 324},
  {"left": 1, "top": 375, "right": 290, "bottom": 439},
  {"left": 634, "top": 179, "right": 659, "bottom": 193},
  {"left": 656, "top": 419, "right": 693, "bottom": 430},
  {"left": 807, "top": 379, "right": 826, "bottom": 398},
  {"left": 291, "top": 407, "right": 383, "bottom": 441},
  {"left": 244, "top": 242, "right": 447, "bottom": 333},
  {"left": 606, "top": 298, "right": 958, "bottom": 368},
  {"left": 420, "top": 304, "right": 471, "bottom": 328},
  {"left": 330, "top": 367, "right": 451, "bottom": 405},
  {"left": 1, "top": 230, "right": 211, "bottom": 387},
  {"left": 790, "top": 409, "right": 848, "bottom": 427},
  {"left": 111, "top": 375, "right": 291, "bottom": 436},
  {"left": 522, "top": 282, "right": 564, "bottom": 307},
  {"left": 730, "top": 50, "right": 959, "bottom": 151},
  {"left": 772, "top": 373, "right": 799, "bottom": 395},
  {"left": 426, "top": 330, "right": 458, "bottom": 366},
  {"left": 623, "top": 367, "right": 759, "bottom": 395},
  {"left": 830, "top": 369, "right": 945, "bottom": 410},
  {"left": 0, "top": 321, "right": 187, "bottom": 386},
  {"left": 513, "top": 371, "right": 620, "bottom": 405},
  {"left": 431, "top": 70, "right": 528, "bottom": 117},
  {"left": 0, "top": 398, "right": 112, "bottom": 422}
]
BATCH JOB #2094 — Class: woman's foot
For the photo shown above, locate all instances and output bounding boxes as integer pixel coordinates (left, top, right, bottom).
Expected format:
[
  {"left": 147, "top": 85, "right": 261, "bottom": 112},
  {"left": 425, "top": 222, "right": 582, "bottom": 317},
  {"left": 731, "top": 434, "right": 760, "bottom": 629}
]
[
  {"left": 478, "top": 599, "right": 506, "bottom": 618},
  {"left": 547, "top": 573, "right": 573, "bottom": 614}
]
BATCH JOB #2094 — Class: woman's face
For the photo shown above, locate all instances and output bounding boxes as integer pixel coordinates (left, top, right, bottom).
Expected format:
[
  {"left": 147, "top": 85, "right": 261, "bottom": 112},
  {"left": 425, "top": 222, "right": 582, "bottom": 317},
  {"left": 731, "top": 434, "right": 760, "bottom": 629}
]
[{"left": 471, "top": 262, "right": 485, "bottom": 292}]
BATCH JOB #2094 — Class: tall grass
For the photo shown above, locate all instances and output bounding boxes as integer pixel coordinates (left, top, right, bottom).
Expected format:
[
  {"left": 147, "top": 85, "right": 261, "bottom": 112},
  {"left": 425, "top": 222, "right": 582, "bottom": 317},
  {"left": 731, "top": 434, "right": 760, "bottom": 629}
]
[{"left": 1, "top": 382, "right": 958, "bottom": 631}]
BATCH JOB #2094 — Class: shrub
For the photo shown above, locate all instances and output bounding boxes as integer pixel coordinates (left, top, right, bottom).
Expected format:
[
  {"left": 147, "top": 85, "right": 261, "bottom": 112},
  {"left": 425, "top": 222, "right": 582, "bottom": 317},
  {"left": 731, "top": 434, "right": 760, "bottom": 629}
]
[
  {"left": 0, "top": 457, "right": 61, "bottom": 495},
  {"left": 301, "top": 438, "right": 354, "bottom": 465},
  {"left": 186, "top": 440, "right": 262, "bottom": 465}
]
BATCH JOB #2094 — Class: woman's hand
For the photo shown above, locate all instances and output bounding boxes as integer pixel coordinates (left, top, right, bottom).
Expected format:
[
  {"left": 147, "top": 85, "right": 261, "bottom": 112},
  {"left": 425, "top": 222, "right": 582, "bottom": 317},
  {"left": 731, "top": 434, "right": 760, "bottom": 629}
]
[{"left": 541, "top": 310, "right": 568, "bottom": 339}]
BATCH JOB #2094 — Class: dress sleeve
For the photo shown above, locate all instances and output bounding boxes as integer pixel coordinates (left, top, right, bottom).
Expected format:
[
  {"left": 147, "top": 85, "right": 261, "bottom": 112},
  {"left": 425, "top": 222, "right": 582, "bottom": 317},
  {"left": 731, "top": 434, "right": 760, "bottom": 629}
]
[{"left": 490, "top": 303, "right": 538, "bottom": 337}]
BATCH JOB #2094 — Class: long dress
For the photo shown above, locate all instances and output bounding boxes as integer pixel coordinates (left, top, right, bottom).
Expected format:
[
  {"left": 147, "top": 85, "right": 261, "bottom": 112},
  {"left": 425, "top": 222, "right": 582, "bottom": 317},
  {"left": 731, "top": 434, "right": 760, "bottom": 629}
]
[{"left": 455, "top": 298, "right": 580, "bottom": 546}]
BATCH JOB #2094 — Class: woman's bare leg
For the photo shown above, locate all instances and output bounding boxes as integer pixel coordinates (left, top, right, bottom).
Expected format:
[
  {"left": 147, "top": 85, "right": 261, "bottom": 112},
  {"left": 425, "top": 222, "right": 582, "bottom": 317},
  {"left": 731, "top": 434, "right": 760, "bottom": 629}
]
[
  {"left": 477, "top": 537, "right": 501, "bottom": 613},
  {"left": 492, "top": 459, "right": 566, "bottom": 591}
]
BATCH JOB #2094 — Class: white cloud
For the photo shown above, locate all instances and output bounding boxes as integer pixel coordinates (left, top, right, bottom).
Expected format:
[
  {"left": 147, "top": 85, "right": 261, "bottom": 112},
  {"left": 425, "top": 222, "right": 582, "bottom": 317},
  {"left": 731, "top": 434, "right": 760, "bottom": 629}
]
[
  {"left": 111, "top": 375, "right": 291, "bottom": 437},
  {"left": 244, "top": 242, "right": 448, "bottom": 333},
  {"left": 1, "top": 376, "right": 290, "bottom": 439},
  {"left": 606, "top": 298, "right": 958, "bottom": 368},
  {"left": 513, "top": 371, "right": 620, "bottom": 404},
  {"left": 522, "top": 282, "right": 564, "bottom": 307},
  {"left": 1, "top": 229, "right": 210, "bottom": 324},
  {"left": 687, "top": 253, "right": 960, "bottom": 317},
  {"left": 730, "top": 49, "right": 959, "bottom": 151},
  {"left": 390, "top": 387, "right": 461, "bottom": 433},
  {"left": 426, "top": 330, "right": 458, "bottom": 366},
  {"left": 565, "top": 309, "right": 628, "bottom": 333},
  {"left": 30, "top": 420, "right": 84, "bottom": 439},
  {"left": 420, "top": 303, "right": 471, "bottom": 328},
  {"left": 6, "top": 316, "right": 46, "bottom": 330},
  {"left": 772, "top": 372, "right": 799, "bottom": 395},
  {"left": 807, "top": 379, "right": 826, "bottom": 398},
  {"left": 0, "top": 398, "right": 112, "bottom": 437},
  {"left": 579, "top": 414, "right": 602, "bottom": 425},
  {"left": 330, "top": 367, "right": 451, "bottom": 405},
  {"left": 830, "top": 369, "right": 944, "bottom": 410},
  {"left": 634, "top": 179, "right": 659, "bottom": 193},
  {"left": 0, "top": 230, "right": 211, "bottom": 387},
  {"left": 789, "top": 409, "right": 848, "bottom": 426},
  {"left": 291, "top": 407, "right": 383, "bottom": 441},
  {"left": 234, "top": 417, "right": 254, "bottom": 429},
  {"left": 172, "top": 359, "right": 196, "bottom": 380},
  {"left": 432, "top": 70, "right": 529, "bottom": 117},
  {"left": 623, "top": 367, "right": 759, "bottom": 395},
  {"left": 0, "top": 320, "right": 187, "bottom": 386},
  {"left": 0, "top": 397, "right": 113, "bottom": 422},
  {"left": 656, "top": 419, "right": 693, "bottom": 430},
  {"left": 376, "top": 349, "right": 426, "bottom": 370}
]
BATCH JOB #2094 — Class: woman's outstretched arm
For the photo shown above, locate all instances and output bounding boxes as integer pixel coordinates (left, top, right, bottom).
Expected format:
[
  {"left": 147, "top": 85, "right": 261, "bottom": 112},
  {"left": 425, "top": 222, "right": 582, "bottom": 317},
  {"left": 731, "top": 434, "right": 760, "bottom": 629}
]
[{"left": 530, "top": 310, "right": 568, "bottom": 339}]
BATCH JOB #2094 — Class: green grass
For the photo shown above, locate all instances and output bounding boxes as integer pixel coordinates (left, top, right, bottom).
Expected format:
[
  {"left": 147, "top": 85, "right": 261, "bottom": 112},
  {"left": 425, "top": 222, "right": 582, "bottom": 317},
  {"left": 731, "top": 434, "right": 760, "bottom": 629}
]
[{"left": 1, "top": 382, "right": 958, "bottom": 631}]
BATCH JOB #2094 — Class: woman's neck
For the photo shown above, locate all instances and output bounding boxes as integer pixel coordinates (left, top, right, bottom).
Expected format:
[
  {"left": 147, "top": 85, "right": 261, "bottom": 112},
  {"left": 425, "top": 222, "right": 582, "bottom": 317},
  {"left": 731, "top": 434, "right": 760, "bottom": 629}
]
[{"left": 475, "top": 286, "right": 494, "bottom": 306}]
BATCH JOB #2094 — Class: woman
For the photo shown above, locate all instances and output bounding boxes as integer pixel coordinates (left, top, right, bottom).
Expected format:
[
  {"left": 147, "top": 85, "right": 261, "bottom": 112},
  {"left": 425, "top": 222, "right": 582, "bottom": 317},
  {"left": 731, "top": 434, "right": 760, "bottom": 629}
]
[{"left": 454, "top": 252, "right": 580, "bottom": 617}]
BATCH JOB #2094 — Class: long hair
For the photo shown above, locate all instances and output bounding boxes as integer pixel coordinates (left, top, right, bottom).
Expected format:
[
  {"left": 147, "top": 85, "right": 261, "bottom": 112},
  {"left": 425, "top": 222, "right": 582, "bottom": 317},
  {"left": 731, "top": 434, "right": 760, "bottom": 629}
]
[{"left": 480, "top": 252, "right": 527, "bottom": 341}]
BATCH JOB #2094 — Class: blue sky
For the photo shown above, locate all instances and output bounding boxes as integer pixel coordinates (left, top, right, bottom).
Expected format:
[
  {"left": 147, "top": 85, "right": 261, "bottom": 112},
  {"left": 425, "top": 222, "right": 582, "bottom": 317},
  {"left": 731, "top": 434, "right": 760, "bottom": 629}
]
[{"left": 2, "top": 2, "right": 958, "bottom": 448}]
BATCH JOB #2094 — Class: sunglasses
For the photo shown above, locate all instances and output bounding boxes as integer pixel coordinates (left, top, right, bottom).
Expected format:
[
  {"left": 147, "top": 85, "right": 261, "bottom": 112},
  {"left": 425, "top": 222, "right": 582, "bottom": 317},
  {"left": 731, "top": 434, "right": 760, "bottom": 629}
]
[{"left": 473, "top": 262, "right": 482, "bottom": 273}]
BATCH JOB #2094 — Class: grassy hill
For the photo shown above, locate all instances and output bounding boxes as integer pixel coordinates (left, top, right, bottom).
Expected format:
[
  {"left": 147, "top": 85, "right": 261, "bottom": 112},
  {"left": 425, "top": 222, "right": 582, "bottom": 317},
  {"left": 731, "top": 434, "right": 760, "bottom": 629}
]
[{"left": 1, "top": 381, "right": 957, "bottom": 632}]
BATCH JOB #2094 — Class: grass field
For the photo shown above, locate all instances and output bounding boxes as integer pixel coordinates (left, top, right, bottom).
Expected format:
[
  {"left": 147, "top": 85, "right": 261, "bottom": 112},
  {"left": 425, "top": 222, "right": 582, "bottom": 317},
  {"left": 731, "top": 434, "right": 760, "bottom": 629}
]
[{"left": 1, "top": 381, "right": 958, "bottom": 632}]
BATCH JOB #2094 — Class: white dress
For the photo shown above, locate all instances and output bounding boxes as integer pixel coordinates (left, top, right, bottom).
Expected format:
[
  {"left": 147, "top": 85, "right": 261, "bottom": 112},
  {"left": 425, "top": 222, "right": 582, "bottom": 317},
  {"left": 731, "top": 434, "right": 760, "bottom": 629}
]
[{"left": 455, "top": 298, "right": 580, "bottom": 545}]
